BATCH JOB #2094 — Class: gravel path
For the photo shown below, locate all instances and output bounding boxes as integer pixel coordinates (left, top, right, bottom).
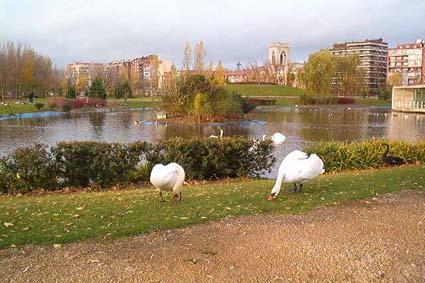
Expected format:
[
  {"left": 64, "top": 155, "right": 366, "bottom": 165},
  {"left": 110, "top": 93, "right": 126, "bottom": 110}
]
[{"left": 1, "top": 190, "right": 425, "bottom": 282}]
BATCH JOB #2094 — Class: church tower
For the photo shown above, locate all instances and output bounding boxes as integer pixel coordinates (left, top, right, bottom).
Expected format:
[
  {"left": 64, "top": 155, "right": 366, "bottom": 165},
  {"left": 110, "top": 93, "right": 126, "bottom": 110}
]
[
  {"left": 268, "top": 42, "right": 290, "bottom": 66},
  {"left": 268, "top": 42, "right": 290, "bottom": 84}
]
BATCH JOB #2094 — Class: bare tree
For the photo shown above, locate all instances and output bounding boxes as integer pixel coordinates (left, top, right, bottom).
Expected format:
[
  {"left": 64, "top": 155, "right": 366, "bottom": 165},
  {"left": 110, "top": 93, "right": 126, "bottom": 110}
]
[
  {"left": 182, "top": 42, "right": 192, "bottom": 73},
  {"left": 0, "top": 41, "right": 62, "bottom": 100},
  {"left": 193, "top": 41, "right": 206, "bottom": 74}
]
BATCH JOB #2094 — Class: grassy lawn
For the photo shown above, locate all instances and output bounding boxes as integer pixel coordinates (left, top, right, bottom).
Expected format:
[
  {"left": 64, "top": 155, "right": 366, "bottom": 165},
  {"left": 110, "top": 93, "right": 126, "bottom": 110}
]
[
  {"left": 258, "top": 97, "right": 391, "bottom": 107},
  {"left": 0, "top": 165, "right": 423, "bottom": 248},
  {"left": 0, "top": 97, "right": 159, "bottom": 116},
  {"left": 0, "top": 98, "right": 46, "bottom": 116},
  {"left": 354, "top": 98, "right": 391, "bottom": 106},
  {"left": 225, "top": 84, "right": 304, "bottom": 97},
  {"left": 107, "top": 97, "right": 159, "bottom": 108}
]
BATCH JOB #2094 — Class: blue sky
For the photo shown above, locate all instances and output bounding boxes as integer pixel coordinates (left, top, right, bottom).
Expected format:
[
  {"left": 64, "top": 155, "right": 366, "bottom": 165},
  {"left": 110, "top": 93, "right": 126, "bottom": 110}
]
[{"left": 1, "top": 0, "right": 424, "bottom": 68}]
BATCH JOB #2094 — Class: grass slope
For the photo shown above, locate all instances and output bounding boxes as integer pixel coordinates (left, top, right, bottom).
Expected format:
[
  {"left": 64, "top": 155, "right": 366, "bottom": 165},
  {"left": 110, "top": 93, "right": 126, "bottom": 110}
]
[
  {"left": 107, "top": 97, "right": 159, "bottom": 109},
  {"left": 0, "top": 99, "right": 45, "bottom": 115},
  {"left": 224, "top": 84, "right": 304, "bottom": 97},
  {"left": 0, "top": 97, "right": 158, "bottom": 115},
  {"left": 0, "top": 165, "right": 423, "bottom": 248}
]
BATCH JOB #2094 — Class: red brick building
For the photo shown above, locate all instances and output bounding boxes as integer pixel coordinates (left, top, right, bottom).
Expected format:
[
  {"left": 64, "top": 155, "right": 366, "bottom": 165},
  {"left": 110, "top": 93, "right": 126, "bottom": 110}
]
[{"left": 388, "top": 39, "right": 425, "bottom": 86}]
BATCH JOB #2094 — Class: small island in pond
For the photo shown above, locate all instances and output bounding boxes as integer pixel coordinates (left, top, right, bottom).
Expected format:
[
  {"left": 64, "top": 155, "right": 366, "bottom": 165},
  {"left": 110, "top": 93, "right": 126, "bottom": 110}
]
[{"left": 160, "top": 73, "right": 256, "bottom": 123}]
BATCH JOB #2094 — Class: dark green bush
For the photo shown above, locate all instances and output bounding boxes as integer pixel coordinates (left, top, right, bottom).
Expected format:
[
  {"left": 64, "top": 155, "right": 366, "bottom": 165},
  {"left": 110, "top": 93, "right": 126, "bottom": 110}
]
[
  {"left": 305, "top": 140, "right": 425, "bottom": 173},
  {"left": 299, "top": 94, "right": 337, "bottom": 105},
  {"left": 34, "top": 102, "right": 44, "bottom": 110},
  {"left": 162, "top": 74, "right": 248, "bottom": 120},
  {"left": 147, "top": 137, "right": 275, "bottom": 179},
  {"left": 0, "top": 138, "right": 274, "bottom": 193},
  {"left": 62, "top": 103, "right": 72, "bottom": 112},
  {"left": 53, "top": 141, "right": 150, "bottom": 188},
  {"left": 0, "top": 145, "right": 58, "bottom": 193}
]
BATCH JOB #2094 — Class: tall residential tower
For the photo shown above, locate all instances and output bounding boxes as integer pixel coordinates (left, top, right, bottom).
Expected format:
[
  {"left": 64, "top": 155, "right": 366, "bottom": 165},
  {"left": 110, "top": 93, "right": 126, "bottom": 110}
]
[{"left": 332, "top": 38, "right": 388, "bottom": 94}]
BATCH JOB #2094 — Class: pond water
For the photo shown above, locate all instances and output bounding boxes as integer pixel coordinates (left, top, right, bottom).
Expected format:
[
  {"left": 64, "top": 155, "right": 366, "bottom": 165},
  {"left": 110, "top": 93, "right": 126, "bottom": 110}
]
[{"left": 1, "top": 105, "right": 424, "bottom": 176}]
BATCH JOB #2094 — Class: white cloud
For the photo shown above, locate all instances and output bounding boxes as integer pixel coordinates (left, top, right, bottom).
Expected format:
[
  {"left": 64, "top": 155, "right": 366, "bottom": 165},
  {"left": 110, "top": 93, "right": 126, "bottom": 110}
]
[{"left": 1, "top": 0, "right": 424, "bottom": 68}]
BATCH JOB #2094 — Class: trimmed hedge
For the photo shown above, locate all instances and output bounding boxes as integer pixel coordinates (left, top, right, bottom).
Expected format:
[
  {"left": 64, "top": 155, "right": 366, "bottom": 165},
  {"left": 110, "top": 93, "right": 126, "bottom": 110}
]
[
  {"left": 147, "top": 137, "right": 274, "bottom": 179},
  {"left": 0, "top": 138, "right": 274, "bottom": 194},
  {"left": 305, "top": 140, "right": 425, "bottom": 173},
  {"left": 299, "top": 95, "right": 355, "bottom": 105}
]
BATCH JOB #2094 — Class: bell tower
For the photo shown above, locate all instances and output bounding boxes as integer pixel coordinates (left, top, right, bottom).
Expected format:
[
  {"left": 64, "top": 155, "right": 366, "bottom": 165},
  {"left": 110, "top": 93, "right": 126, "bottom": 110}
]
[
  {"left": 268, "top": 42, "right": 290, "bottom": 66},
  {"left": 268, "top": 42, "right": 290, "bottom": 85}
]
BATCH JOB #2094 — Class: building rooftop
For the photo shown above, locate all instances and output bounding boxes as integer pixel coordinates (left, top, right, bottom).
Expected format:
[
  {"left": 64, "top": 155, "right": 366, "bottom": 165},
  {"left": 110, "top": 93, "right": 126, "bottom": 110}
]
[{"left": 333, "top": 38, "right": 388, "bottom": 49}]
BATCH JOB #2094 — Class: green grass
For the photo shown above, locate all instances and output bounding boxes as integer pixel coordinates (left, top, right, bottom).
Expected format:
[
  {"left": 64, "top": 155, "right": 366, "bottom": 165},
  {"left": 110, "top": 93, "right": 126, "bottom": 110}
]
[
  {"left": 274, "top": 97, "right": 299, "bottom": 106},
  {"left": 107, "top": 97, "right": 159, "bottom": 108},
  {"left": 224, "top": 84, "right": 304, "bottom": 97},
  {"left": 354, "top": 98, "right": 391, "bottom": 106},
  {"left": 0, "top": 165, "right": 423, "bottom": 248},
  {"left": 0, "top": 98, "right": 46, "bottom": 115},
  {"left": 257, "top": 97, "right": 391, "bottom": 107}
]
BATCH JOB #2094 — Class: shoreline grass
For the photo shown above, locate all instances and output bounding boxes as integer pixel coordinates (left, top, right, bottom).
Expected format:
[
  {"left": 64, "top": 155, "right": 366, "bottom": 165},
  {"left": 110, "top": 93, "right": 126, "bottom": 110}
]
[
  {"left": 224, "top": 84, "right": 304, "bottom": 97},
  {"left": 0, "top": 165, "right": 423, "bottom": 249},
  {"left": 0, "top": 97, "right": 159, "bottom": 116},
  {"left": 107, "top": 97, "right": 159, "bottom": 108},
  {"left": 0, "top": 98, "right": 46, "bottom": 115}
]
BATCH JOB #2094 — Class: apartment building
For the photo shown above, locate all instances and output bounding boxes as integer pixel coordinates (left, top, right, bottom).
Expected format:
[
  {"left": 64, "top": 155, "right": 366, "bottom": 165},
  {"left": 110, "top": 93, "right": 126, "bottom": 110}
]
[
  {"left": 65, "top": 62, "right": 104, "bottom": 84},
  {"left": 388, "top": 39, "right": 425, "bottom": 86},
  {"left": 332, "top": 38, "right": 388, "bottom": 94},
  {"left": 65, "top": 55, "right": 171, "bottom": 91}
]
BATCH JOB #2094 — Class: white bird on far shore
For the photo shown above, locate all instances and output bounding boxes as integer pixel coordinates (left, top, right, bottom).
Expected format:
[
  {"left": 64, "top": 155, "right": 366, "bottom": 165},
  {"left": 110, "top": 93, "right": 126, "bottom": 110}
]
[
  {"left": 209, "top": 129, "right": 224, "bottom": 139},
  {"left": 271, "top": 132, "right": 286, "bottom": 145}
]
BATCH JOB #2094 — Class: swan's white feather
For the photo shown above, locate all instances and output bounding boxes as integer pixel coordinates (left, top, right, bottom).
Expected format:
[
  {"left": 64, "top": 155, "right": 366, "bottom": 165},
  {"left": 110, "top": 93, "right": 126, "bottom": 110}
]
[
  {"left": 271, "top": 132, "right": 286, "bottom": 145},
  {"left": 150, "top": 163, "right": 185, "bottom": 194},
  {"left": 271, "top": 150, "right": 324, "bottom": 196}
]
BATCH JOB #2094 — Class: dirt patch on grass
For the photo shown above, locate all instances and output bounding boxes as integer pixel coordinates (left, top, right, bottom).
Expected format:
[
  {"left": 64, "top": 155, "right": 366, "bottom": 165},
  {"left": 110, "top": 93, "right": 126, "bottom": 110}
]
[{"left": 1, "top": 190, "right": 425, "bottom": 282}]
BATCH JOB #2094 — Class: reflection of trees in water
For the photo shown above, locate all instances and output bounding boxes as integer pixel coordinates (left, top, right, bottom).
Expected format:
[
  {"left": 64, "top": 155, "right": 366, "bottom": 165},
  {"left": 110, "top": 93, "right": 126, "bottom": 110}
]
[
  {"left": 119, "top": 111, "right": 133, "bottom": 129},
  {"left": 298, "top": 108, "right": 370, "bottom": 141},
  {"left": 88, "top": 112, "right": 106, "bottom": 138}
]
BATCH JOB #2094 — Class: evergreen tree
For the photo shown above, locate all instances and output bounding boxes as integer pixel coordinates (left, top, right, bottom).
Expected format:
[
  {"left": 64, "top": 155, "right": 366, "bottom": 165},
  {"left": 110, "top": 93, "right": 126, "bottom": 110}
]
[
  {"left": 113, "top": 81, "right": 132, "bottom": 99},
  {"left": 88, "top": 77, "right": 106, "bottom": 99},
  {"left": 65, "top": 79, "right": 76, "bottom": 98}
]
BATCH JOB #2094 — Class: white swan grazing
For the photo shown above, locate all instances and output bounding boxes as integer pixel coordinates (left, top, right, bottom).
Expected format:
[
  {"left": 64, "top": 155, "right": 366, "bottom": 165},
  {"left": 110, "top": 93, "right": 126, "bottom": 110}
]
[
  {"left": 267, "top": 150, "right": 325, "bottom": 201},
  {"left": 150, "top": 163, "right": 185, "bottom": 202},
  {"left": 209, "top": 129, "right": 224, "bottom": 139},
  {"left": 271, "top": 132, "right": 286, "bottom": 145}
]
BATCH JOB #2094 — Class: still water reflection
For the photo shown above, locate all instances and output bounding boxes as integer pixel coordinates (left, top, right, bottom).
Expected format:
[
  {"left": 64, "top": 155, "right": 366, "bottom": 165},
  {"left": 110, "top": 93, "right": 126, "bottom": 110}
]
[{"left": 1, "top": 105, "right": 424, "bottom": 175}]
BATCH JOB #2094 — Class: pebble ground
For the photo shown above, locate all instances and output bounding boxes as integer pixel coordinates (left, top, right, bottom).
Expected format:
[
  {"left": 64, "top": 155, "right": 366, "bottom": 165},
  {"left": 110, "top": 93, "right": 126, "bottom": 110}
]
[{"left": 1, "top": 190, "right": 424, "bottom": 282}]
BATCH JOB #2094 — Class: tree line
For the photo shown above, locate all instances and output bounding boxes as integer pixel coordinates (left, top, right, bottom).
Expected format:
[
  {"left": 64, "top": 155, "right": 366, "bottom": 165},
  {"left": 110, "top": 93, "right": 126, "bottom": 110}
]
[
  {"left": 162, "top": 42, "right": 251, "bottom": 121},
  {"left": 296, "top": 50, "right": 366, "bottom": 98},
  {"left": 0, "top": 42, "right": 63, "bottom": 100},
  {"left": 298, "top": 49, "right": 400, "bottom": 99}
]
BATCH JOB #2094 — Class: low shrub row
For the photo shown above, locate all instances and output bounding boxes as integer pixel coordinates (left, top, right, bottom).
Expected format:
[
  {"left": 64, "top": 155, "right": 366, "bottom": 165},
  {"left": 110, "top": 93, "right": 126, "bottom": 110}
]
[
  {"left": 305, "top": 139, "right": 425, "bottom": 172},
  {"left": 1, "top": 138, "right": 422, "bottom": 194},
  {"left": 0, "top": 137, "right": 275, "bottom": 193},
  {"left": 299, "top": 95, "right": 355, "bottom": 105},
  {"left": 46, "top": 97, "right": 107, "bottom": 112}
]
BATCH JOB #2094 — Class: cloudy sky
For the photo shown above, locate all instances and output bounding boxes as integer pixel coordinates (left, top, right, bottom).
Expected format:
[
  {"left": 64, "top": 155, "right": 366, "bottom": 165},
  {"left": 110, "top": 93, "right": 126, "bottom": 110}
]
[{"left": 1, "top": 0, "right": 424, "bottom": 69}]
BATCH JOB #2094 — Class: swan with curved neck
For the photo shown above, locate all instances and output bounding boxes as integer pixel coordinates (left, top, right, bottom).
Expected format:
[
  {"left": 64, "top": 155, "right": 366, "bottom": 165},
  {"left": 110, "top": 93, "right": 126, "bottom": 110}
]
[
  {"left": 268, "top": 150, "right": 325, "bottom": 201},
  {"left": 209, "top": 129, "right": 224, "bottom": 139},
  {"left": 382, "top": 143, "right": 404, "bottom": 166},
  {"left": 150, "top": 163, "right": 186, "bottom": 202}
]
